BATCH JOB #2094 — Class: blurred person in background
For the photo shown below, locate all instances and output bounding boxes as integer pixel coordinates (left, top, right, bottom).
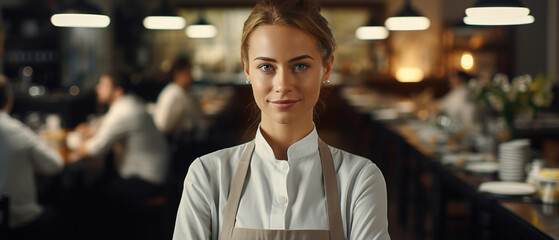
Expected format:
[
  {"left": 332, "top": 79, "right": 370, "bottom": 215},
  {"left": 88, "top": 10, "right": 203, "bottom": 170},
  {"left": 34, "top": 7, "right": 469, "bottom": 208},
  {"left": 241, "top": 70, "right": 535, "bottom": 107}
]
[
  {"left": 437, "top": 70, "right": 478, "bottom": 130},
  {"left": 154, "top": 56, "right": 206, "bottom": 142},
  {"left": 173, "top": 0, "right": 390, "bottom": 239},
  {"left": 0, "top": 75, "right": 64, "bottom": 240},
  {"left": 75, "top": 70, "right": 169, "bottom": 205}
]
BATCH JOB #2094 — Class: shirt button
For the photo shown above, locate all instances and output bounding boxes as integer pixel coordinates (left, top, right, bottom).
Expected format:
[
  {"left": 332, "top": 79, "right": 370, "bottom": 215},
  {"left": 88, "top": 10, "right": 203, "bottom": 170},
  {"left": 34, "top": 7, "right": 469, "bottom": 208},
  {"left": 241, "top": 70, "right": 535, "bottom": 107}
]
[
  {"left": 277, "top": 196, "right": 288, "bottom": 205},
  {"left": 280, "top": 162, "right": 289, "bottom": 171}
]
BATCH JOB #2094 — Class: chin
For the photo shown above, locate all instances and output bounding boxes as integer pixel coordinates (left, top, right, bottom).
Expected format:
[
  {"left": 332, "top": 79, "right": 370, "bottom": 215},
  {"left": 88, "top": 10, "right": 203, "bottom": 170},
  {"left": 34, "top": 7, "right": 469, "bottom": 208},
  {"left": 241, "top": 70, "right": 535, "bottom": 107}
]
[{"left": 268, "top": 111, "right": 312, "bottom": 125}]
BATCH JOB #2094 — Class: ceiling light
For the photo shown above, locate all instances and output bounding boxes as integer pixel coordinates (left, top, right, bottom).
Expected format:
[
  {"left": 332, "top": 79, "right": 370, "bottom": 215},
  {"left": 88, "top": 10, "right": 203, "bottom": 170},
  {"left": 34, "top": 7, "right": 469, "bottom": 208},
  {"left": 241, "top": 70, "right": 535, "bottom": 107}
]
[
  {"left": 385, "top": 0, "right": 430, "bottom": 31},
  {"left": 144, "top": 16, "right": 186, "bottom": 30},
  {"left": 50, "top": 0, "right": 110, "bottom": 28},
  {"left": 355, "top": 15, "right": 389, "bottom": 40},
  {"left": 186, "top": 13, "right": 216, "bottom": 39},
  {"left": 143, "top": 1, "right": 186, "bottom": 30},
  {"left": 464, "top": 0, "right": 534, "bottom": 26}
]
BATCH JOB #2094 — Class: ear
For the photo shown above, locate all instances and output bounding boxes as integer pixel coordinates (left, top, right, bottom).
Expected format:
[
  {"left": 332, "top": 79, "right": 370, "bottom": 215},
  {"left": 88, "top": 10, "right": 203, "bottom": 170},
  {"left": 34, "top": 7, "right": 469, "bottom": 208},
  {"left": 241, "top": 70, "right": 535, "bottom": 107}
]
[
  {"left": 113, "top": 87, "right": 125, "bottom": 99},
  {"left": 322, "top": 55, "right": 334, "bottom": 82},
  {"left": 243, "top": 60, "right": 250, "bottom": 81},
  {"left": 3, "top": 94, "right": 13, "bottom": 113}
]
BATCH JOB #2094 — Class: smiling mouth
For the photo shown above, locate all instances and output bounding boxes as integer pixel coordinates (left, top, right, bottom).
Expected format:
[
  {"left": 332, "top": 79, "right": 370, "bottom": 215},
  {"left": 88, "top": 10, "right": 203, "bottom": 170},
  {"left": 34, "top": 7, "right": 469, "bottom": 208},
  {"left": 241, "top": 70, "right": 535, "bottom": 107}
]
[{"left": 270, "top": 100, "right": 299, "bottom": 110}]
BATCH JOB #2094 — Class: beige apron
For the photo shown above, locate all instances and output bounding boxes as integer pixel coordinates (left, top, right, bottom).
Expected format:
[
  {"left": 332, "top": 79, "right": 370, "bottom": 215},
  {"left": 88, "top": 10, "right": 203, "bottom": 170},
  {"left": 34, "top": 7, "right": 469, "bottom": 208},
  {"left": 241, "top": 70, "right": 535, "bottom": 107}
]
[{"left": 219, "top": 138, "right": 345, "bottom": 240}]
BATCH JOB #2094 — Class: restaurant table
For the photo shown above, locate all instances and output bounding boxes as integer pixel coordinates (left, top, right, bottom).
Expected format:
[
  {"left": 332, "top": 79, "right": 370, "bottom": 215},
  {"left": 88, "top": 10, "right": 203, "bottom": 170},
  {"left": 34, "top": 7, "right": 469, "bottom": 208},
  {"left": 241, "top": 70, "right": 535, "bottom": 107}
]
[{"left": 370, "top": 117, "right": 559, "bottom": 240}]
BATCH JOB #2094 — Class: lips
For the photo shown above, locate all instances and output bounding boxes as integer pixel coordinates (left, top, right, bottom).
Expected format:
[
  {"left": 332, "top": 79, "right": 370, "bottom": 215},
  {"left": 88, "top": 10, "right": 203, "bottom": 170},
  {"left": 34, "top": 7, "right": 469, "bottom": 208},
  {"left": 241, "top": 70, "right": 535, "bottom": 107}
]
[{"left": 270, "top": 99, "right": 299, "bottom": 110}]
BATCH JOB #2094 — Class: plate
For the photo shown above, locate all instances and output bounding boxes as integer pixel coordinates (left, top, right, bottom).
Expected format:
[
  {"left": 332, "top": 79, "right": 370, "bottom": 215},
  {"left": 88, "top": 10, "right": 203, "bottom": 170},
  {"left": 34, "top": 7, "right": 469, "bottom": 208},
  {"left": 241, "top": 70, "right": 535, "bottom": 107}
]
[
  {"left": 442, "top": 152, "right": 486, "bottom": 165},
  {"left": 465, "top": 162, "right": 498, "bottom": 174},
  {"left": 479, "top": 181, "right": 536, "bottom": 196}
]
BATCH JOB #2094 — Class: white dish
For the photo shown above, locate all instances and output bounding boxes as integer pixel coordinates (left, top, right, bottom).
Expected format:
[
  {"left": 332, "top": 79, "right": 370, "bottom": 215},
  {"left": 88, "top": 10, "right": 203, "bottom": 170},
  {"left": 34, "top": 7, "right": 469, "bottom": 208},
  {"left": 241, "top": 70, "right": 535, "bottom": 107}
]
[
  {"left": 499, "top": 172, "right": 525, "bottom": 175},
  {"left": 465, "top": 162, "right": 498, "bottom": 174},
  {"left": 498, "top": 155, "right": 529, "bottom": 160},
  {"left": 442, "top": 152, "right": 487, "bottom": 165},
  {"left": 499, "top": 173, "right": 525, "bottom": 178},
  {"left": 467, "top": 153, "right": 487, "bottom": 162},
  {"left": 499, "top": 153, "right": 529, "bottom": 157},
  {"left": 498, "top": 164, "right": 526, "bottom": 168},
  {"left": 479, "top": 181, "right": 536, "bottom": 195},
  {"left": 499, "top": 152, "right": 529, "bottom": 157},
  {"left": 498, "top": 160, "right": 528, "bottom": 165}
]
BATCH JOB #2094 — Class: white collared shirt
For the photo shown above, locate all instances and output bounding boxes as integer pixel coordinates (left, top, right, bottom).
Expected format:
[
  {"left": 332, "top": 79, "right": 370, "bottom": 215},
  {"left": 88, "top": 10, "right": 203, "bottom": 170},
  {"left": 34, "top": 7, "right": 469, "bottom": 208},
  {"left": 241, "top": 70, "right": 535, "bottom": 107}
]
[
  {"left": 85, "top": 94, "right": 168, "bottom": 184},
  {"left": 173, "top": 127, "right": 390, "bottom": 240},
  {"left": 153, "top": 83, "right": 204, "bottom": 138},
  {"left": 0, "top": 112, "right": 63, "bottom": 227},
  {"left": 440, "top": 85, "right": 477, "bottom": 128}
]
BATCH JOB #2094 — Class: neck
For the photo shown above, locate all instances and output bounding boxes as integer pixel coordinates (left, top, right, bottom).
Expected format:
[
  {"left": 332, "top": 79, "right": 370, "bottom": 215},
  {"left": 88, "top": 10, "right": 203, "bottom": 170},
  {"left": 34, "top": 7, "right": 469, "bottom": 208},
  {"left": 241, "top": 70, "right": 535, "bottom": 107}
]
[
  {"left": 259, "top": 115, "right": 314, "bottom": 160},
  {"left": 175, "top": 80, "right": 190, "bottom": 89},
  {"left": 109, "top": 92, "right": 125, "bottom": 106}
]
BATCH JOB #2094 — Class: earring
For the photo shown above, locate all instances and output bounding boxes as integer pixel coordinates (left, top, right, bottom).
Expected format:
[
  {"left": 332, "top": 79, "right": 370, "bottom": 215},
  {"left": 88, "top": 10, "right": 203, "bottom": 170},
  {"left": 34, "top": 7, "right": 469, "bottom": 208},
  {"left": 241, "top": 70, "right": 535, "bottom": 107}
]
[
  {"left": 245, "top": 79, "right": 251, "bottom": 84},
  {"left": 323, "top": 79, "right": 330, "bottom": 85}
]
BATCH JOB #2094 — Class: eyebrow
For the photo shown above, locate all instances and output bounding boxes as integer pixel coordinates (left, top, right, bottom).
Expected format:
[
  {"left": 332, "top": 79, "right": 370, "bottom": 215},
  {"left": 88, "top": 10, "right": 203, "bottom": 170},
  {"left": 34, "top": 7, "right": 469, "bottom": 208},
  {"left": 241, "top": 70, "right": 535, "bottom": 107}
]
[{"left": 252, "top": 55, "right": 315, "bottom": 63}]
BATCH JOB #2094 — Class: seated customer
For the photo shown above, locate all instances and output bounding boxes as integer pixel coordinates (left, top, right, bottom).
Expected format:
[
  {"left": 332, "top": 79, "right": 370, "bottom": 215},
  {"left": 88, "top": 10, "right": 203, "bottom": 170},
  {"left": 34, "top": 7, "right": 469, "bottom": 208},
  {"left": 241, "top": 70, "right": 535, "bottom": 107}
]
[
  {"left": 75, "top": 70, "right": 169, "bottom": 203},
  {"left": 153, "top": 56, "right": 205, "bottom": 141},
  {"left": 0, "top": 76, "right": 64, "bottom": 239}
]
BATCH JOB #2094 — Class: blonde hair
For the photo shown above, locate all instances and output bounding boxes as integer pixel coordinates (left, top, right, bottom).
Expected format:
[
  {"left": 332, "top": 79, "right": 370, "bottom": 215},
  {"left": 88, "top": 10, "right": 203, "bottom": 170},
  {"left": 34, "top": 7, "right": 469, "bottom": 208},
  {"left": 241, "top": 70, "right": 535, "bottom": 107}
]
[{"left": 241, "top": 0, "right": 336, "bottom": 65}]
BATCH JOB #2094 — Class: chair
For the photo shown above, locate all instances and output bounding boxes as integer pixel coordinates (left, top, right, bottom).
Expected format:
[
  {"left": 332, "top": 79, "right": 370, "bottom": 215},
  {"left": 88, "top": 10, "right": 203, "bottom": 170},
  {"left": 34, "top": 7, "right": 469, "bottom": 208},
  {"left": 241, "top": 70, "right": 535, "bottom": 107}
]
[{"left": 0, "top": 195, "right": 9, "bottom": 238}]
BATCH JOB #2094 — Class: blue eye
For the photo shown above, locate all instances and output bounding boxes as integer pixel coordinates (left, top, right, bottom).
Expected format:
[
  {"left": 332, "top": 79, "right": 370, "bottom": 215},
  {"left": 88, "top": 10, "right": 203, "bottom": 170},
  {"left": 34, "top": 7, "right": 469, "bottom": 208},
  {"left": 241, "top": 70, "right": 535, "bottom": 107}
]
[
  {"left": 258, "top": 64, "right": 273, "bottom": 71},
  {"left": 295, "top": 64, "right": 308, "bottom": 71}
]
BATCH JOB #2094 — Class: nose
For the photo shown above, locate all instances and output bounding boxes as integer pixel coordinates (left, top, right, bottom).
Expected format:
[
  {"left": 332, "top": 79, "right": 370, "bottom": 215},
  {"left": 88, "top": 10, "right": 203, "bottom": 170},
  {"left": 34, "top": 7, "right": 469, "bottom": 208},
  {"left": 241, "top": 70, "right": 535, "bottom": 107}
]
[{"left": 274, "top": 68, "right": 293, "bottom": 94}]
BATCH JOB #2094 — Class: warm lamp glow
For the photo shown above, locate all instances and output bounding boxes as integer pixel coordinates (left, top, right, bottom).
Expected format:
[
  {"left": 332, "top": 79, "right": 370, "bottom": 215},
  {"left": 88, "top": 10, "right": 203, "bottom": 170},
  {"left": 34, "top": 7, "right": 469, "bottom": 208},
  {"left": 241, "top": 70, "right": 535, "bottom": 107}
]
[
  {"left": 461, "top": 52, "right": 474, "bottom": 70},
  {"left": 51, "top": 13, "right": 110, "bottom": 28},
  {"left": 463, "top": 15, "right": 534, "bottom": 25},
  {"left": 385, "top": 16, "right": 430, "bottom": 31},
  {"left": 143, "top": 16, "right": 186, "bottom": 30},
  {"left": 464, "top": 6, "right": 534, "bottom": 26},
  {"left": 186, "top": 24, "right": 217, "bottom": 38},
  {"left": 355, "top": 26, "right": 389, "bottom": 40},
  {"left": 465, "top": 7, "right": 529, "bottom": 18},
  {"left": 396, "top": 67, "right": 424, "bottom": 82}
]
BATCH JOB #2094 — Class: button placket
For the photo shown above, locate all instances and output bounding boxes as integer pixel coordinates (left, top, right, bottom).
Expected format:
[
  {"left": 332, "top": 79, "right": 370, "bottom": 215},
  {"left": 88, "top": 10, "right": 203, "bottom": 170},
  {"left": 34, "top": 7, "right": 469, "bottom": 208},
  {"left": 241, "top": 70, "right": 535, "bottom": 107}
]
[
  {"left": 270, "top": 160, "right": 289, "bottom": 229},
  {"left": 276, "top": 161, "right": 289, "bottom": 206}
]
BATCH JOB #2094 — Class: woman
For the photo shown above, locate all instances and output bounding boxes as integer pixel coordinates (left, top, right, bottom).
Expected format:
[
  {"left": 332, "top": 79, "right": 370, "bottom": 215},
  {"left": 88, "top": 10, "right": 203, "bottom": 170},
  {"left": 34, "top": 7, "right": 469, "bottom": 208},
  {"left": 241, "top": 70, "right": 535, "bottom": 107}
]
[{"left": 173, "top": 0, "right": 389, "bottom": 239}]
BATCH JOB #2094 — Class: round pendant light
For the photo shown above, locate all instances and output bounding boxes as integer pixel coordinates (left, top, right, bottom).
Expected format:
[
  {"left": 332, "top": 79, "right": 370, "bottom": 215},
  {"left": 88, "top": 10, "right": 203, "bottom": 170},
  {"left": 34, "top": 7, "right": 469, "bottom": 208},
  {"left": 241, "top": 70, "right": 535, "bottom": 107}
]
[
  {"left": 186, "top": 12, "right": 216, "bottom": 39},
  {"left": 51, "top": 0, "right": 110, "bottom": 28},
  {"left": 143, "top": 1, "right": 186, "bottom": 30},
  {"left": 356, "top": 15, "right": 389, "bottom": 40},
  {"left": 464, "top": 0, "right": 535, "bottom": 26},
  {"left": 385, "top": 0, "right": 430, "bottom": 31}
]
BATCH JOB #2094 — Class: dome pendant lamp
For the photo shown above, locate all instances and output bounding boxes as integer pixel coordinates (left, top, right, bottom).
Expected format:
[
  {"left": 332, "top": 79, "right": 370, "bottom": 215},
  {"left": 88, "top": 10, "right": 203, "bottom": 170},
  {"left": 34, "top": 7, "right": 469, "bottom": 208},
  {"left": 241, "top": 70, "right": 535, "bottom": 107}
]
[
  {"left": 143, "top": 0, "right": 186, "bottom": 30},
  {"left": 185, "top": 11, "right": 217, "bottom": 39},
  {"left": 51, "top": 0, "right": 110, "bottom": 28},
  {"left": 464, "top": 0, "right": 535, "bottom": 26},
  {"left": 385, "top": 0, "right": 430, "bottom": 31},
  {"left": 356, "top": 14, "right": 389, "bottom": 40}
]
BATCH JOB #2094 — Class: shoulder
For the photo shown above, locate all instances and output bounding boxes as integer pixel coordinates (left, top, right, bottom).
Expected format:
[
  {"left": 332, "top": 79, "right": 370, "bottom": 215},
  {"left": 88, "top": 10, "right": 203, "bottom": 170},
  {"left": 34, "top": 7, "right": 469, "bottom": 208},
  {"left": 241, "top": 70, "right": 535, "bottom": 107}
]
[
  {"left": 160, "top": 84, "right": 183, "bottom": 97},
  {"left": 0, "top": 114, "right": 38, "bottom": 147},
  {"left": 188, "top": 142, "right": 252, "bottom": 179},
  {"left": 327, "top": 145, "right": 383, "bottom": 181},
  {"left": 109, "top": 95, "right": 147, "bottom": 118}
]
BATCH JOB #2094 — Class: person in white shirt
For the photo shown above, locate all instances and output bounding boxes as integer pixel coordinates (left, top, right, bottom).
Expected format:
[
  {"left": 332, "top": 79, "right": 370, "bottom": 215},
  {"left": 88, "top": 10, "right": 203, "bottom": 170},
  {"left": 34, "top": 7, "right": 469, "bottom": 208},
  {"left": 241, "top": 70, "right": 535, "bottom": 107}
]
[
  {"left": 173, "top": 0, "right": 390, "bottom": 239},
  {"left": 0, "top": 76, "right": 64, "bottom": 239},
  {"left": 76, "top": 71, "right": 169, "bottom": 204},
  {"left": 154, "top": 56, "right": 205, "bottom": 141},
  {"left": 438, "top": 70, "right": 478, "bottom": 130}
]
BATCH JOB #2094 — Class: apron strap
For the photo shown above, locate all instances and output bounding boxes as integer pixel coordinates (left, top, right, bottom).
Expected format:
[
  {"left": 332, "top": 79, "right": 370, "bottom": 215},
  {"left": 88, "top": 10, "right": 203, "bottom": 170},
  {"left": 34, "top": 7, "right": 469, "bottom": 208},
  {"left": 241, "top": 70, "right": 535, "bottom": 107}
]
[
  {"left": 318, "top": 138, "right": 345, "bottom": 240},
  {"left": 220, "top": 141, "right": 255, "bottom": 240}
]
